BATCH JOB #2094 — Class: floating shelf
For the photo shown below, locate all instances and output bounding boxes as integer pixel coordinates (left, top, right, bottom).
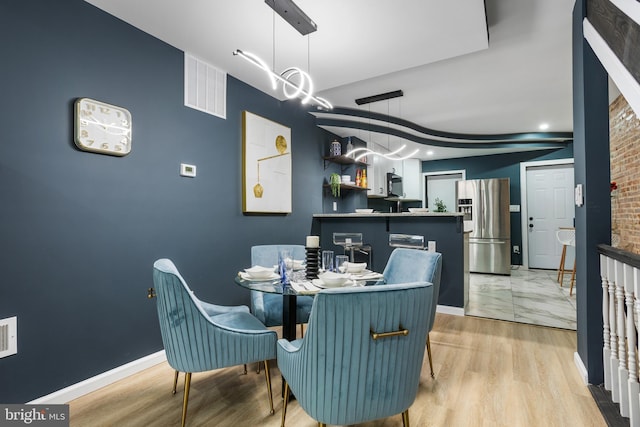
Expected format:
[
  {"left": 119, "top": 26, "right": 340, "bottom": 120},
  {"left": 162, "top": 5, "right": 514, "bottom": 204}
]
[
  {"left": 323, "top": 155, "right": 367, "bottom": 170},
  {"left": 324, "top": 183, "right": 369, "bottom": 191}
]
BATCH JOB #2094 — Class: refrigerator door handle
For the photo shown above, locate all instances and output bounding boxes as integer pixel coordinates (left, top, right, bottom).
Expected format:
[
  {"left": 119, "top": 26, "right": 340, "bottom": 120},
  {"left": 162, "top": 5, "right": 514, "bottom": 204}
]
[{"left": 471, "top": 240, "right": 507, "bottom": 244}]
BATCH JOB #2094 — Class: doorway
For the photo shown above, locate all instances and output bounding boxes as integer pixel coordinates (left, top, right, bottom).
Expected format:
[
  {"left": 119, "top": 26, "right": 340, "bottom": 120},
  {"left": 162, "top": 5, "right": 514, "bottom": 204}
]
[
  {"left": 520, "top": 159, "right": 575, "bottom": 269},
  {"left": 423, "top": 170, "right": 465, "bottom": 212}
]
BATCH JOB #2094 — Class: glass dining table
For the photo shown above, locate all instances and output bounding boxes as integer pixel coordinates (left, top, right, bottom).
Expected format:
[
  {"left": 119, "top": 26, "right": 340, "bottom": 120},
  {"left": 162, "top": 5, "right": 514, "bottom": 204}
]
[
  {"left": 235, "top": 273, "right": 300, "bottom": 341},
  {"left": 235, "top": 270, "right": 383, "bottom": 341}
]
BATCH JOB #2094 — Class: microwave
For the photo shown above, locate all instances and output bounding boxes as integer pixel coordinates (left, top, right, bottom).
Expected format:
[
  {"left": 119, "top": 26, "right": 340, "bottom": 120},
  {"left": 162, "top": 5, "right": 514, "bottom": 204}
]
[{"left": 387, "top": 173, "right": 403, "bottom": 197}]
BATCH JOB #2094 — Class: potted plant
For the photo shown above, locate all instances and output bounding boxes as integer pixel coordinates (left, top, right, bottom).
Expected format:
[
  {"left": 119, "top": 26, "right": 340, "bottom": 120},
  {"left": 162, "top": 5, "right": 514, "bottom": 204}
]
[
  {"left": 329, "top": 173, "right": 341, "bottom": 197},
  {"left": 434, "top": 197, "right": 447, "bottom": 212}
]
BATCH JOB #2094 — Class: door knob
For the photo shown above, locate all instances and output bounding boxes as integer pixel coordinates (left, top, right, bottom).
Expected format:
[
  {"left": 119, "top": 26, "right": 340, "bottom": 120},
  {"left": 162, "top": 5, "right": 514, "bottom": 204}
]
[
  {"left": 529, "top": 224, "right": 534, "bottom": 228},
  {"left": 529, "top": 217, "right": 533, "bottom": 221}
]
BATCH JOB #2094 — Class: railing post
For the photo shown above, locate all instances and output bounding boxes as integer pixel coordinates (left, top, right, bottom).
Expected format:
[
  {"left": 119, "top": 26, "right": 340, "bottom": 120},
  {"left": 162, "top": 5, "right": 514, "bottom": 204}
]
[
  {"left": 602, "top": 254, "right": 611, "bottom": 390},
  {"left": 610, "top": 257, "right": 620, "bottom": 402},
  {"left": 617, "top": 260, "right": 629, "bottom": 416},
  {"left": 626, "top": 265, "right": 639, "bottom": 425}
]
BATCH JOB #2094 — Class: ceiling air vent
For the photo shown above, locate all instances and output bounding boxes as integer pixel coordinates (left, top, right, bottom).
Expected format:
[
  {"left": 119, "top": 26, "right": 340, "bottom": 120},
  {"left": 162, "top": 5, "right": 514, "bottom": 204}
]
[{"left": 184, "top": 53, "right": 227, "bottom": 119}]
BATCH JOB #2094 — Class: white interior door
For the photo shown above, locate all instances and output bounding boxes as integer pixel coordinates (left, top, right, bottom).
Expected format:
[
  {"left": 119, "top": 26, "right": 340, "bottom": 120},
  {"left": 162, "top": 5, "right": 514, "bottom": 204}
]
[
  {"left": 526, "top": 164, "right": 575, "bottom": 269},
  {"left": 424, "top": 171, "right": 464, "bottom": 212}
]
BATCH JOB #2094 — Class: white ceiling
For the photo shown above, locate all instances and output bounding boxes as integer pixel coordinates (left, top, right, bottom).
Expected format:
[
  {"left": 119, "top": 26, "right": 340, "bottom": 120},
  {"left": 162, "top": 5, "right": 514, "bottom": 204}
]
[{"left": 85, "top": 0, "right": 576, "bottom": 160}]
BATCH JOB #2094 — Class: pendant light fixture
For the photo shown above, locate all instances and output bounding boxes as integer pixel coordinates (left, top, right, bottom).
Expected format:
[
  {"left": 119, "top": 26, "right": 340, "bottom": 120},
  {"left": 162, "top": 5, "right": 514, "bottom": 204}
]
[
  {"left": 345, "top": 93, "right": 418, "bottom": 161},
  {"left": 234, "top": 0, "right": 331, "bottom": 109}
]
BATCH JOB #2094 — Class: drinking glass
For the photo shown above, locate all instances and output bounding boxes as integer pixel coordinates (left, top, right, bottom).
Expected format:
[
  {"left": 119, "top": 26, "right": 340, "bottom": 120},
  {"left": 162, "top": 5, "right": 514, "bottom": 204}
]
[
  {"left": 321, "top": 250, "right": 334, "bottom": 272},
  {"left": 335, "top": 255, "right": 349, "bottom": 274}
]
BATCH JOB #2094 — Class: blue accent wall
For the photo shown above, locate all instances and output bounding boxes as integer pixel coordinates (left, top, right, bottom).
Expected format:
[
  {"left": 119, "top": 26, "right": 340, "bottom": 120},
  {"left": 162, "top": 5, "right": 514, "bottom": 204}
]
[
  {"left": 573, "top": 0, "right": 609, "bottom": 384},
  {"left": 0, "top": 0, "right": 332, "bottom": 401},
  {"left": 421, "top": 146, "right": 574, "bottom": 265}
]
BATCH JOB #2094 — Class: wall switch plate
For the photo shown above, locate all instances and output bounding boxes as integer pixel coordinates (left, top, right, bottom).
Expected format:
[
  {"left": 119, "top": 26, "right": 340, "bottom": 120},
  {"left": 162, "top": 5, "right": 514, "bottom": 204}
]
[
  {"left": 509, "top": 204, "right": 520, "bottom": 212},
  {"left": 575, "top": 184, "right": 583, "bottom": 206},
  {"left": 180, "top": 163, "right": 196, "bottom": 177},
  {"left": 332, "top": 201, "right": 338, "bottom": 211},
  {"left": 427, "top": 241, "right": 436, "bottom": 252},
  {"left": 513, "top": 245, "right": 520, "bottom": 254}
]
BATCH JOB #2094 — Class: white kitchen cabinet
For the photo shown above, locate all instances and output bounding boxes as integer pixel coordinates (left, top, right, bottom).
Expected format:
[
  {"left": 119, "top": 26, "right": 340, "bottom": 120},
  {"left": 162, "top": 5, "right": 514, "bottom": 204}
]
[
  {"left": 367, "top": 141, "right": 390, "bottom": 197},
  {"left": 401, "top": 158, "right": 422, "bottom": 200}
]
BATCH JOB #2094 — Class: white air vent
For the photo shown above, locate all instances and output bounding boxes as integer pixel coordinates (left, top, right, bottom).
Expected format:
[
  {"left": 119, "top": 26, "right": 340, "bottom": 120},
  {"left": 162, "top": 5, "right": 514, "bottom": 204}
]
[
  {"left": 0, "top": 316, "right": 17, "bottom": 358},
  {"left": 184, "top": 53, "right": 227, "bottom": 119}
]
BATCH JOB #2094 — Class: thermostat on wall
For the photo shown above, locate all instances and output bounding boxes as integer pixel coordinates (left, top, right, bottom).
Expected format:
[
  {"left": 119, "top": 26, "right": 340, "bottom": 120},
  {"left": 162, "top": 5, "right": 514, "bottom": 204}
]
[{"left": 180, "top": 163, "right": 196, "bottom": 177}]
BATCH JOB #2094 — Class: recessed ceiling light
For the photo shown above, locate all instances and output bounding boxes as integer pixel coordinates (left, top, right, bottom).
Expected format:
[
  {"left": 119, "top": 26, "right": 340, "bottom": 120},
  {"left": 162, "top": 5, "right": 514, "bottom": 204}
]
[
  {"left": 539, "top": 123, "right": 549, "bottom": 130},
  {"left": 426, "top": 150, "right": 434, "bottom": 156}
]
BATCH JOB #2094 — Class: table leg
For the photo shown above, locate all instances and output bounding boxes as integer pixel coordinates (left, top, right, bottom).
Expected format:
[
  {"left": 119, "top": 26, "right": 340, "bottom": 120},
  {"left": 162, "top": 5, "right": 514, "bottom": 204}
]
[
  {"left": 281, "top": 293, "right": 297, "bottom": 398},
  {"left": 282, "top": 293, "right": 297, "bottom": 341}
]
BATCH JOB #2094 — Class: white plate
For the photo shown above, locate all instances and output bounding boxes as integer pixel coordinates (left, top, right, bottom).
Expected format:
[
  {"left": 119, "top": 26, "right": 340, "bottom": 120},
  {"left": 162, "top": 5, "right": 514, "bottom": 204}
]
[
  {"left": 240, "top": 272, "right": 280, "bottom": 281},
  {"left": 312, "top": 278, "right": 353, "bottom": 288}
]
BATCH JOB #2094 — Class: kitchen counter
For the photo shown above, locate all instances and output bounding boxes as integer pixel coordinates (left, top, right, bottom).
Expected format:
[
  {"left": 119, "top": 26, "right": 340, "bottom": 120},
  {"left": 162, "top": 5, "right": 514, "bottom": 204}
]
[
  {"left": 313, "top": 212, "right": 463, "bottom": 218},
  {"left": 311, "top": 212, "right": 466, "bottom": 309}
]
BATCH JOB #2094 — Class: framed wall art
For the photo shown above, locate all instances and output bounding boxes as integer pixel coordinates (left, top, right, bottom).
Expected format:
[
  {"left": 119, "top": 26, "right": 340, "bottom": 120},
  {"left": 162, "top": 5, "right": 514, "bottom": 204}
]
[{"left": 242, "top": 111, "right": 292, "bottom": 213}]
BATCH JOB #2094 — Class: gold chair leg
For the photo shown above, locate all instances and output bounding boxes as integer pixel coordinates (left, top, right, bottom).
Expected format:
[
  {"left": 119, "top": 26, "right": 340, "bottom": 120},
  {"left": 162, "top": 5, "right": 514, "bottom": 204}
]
[
  {"left": 318, "top": 423, "right": 326, "bottom": 427},
  {"left": 557, "top": 244, "right": 567, "bottom": 285},
  {"left": 402, "top": 409, "right": 410, "bottom": 427},
  {"left": 281, "top": 381, "right": 290, "bottom": 427},
  {"left": 570, "top": 258, "right": 576, "bottom": 296},
  {"left": 181, "top": 372, "right": 192, "bottom": 427},
  {"left": 257, "top": 362, "right": 261, "bottom": 374},
  {"left": 173, "top": 370, "right": 180, "bottom": 394},
  {"left": 426, "top": 334, "right": 435, "bottom": 378},
  {"left": 263, "top": 360, "right": 274, "bottom": 415}
]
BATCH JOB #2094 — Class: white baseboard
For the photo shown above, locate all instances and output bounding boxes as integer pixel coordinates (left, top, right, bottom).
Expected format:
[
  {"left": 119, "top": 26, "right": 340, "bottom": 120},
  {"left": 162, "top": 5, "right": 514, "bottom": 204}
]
[
  {"left": 28, "top": 350, "right": 167, "bottom": 404},
  {"left": 574, "top": 351, "right": 589, "bottom": 385},
  {"left": 436, "top": 305, "right": 465, "bottom": 317}
]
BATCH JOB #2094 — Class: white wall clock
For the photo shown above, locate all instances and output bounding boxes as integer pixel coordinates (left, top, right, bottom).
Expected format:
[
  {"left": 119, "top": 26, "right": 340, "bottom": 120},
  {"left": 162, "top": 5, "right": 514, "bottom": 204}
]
[{"left": 74, "top": 98, "right": 132, "bottom": 156}]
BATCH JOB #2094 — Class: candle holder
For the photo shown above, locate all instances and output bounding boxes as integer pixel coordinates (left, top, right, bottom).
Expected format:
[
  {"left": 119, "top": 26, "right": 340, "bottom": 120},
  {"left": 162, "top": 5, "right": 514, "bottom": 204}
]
[{"left": 305, "top": 247, "right": 320, "bottom": 279}]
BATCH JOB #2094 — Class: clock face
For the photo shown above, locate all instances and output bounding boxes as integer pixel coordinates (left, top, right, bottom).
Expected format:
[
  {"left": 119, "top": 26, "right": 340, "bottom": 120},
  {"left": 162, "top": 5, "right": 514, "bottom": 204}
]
[{"left": 74, "top": 98, "right": 132, "bottom": 156}]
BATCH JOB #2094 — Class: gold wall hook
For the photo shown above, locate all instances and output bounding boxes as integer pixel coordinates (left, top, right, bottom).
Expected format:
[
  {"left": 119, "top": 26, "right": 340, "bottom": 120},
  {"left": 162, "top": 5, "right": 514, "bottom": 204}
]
[{"left": 147, "top": 287, "right": 156, "bottom": 299}]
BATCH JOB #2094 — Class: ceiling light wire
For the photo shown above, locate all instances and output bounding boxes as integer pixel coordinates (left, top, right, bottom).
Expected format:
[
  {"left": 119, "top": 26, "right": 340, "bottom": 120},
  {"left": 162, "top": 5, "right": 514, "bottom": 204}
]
[{"left": 272, "top": 10, "right": 276, "bottom": 72}]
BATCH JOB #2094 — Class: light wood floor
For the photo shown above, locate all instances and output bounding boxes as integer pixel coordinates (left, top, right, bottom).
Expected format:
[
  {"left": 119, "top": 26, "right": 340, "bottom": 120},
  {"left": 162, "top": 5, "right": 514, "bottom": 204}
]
[{"left": 69, "top": 314, "right": 606, "bottom": 427}]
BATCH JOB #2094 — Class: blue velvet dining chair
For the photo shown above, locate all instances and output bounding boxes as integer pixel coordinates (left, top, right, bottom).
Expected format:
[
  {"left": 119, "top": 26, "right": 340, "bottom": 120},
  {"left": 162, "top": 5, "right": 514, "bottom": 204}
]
[
  {"left": 152, "top": 259, "right": 278, "bottom": 427},
  {"left": 380, "top": 248, "right": 442, "bottom": 378},
  {"left": 250, "top": 245, "right": 314, "bottom": 332},
  {"left": 161, "top": 275, "right": 253, "bottom": 394},
  {"left": 277, "top": 283, "right": 434, "bottom": 427}
]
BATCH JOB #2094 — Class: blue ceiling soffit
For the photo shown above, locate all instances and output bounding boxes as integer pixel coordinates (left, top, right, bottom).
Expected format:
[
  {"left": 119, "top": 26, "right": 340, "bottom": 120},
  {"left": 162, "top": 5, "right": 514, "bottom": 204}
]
[{"left": 313, "top": 107, "right": 573, "bottom": 149}]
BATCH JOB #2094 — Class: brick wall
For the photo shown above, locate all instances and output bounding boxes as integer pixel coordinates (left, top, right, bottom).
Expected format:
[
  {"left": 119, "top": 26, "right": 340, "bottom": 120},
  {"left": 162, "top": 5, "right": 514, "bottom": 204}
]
[{"left": 610, "top": 94, "right": 640, "bottom": 253}]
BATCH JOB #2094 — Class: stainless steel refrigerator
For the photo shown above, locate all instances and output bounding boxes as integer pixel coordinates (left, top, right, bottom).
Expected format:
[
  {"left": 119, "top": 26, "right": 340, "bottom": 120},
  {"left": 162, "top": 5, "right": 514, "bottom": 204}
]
[{"left": 456, "top": 178, "right": 511, "bottom": 275}]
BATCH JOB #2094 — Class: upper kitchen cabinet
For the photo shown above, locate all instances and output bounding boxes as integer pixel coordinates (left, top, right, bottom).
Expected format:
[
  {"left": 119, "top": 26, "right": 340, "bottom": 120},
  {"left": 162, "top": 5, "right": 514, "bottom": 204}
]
[
  {"left": 366, "top": 141, "right": 391, "bottom": 198},
  {"left": 401, "top": 158, "right": 422, "bottom": 200}
]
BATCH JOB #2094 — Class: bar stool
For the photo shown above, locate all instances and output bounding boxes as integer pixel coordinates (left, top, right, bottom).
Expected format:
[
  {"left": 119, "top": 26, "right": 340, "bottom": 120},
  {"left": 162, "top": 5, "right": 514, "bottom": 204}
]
[
  {"left": 333, "top": 232, "right": 372, "bottom": 266},
  {"left": 389, "top": 233, "right": 425, "bottom": 249},
  {"left": 332, "top": 232, "right": 363, "bottom": 262},
  {"left": 556, "top": 227, "right": 576, "bottom": 295}
]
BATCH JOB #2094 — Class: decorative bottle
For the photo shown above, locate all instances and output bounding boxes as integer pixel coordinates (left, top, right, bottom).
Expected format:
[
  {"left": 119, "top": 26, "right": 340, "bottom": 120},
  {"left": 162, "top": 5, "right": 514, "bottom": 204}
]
[
  {"left": 361, "top": 169, "right": 368, "bottom": 188},
  {"left": 355, "top": 169, "right": 361, "bottom": 187},
  {"left": 346, "top": 137, "right": 354, "bottom": 156}
]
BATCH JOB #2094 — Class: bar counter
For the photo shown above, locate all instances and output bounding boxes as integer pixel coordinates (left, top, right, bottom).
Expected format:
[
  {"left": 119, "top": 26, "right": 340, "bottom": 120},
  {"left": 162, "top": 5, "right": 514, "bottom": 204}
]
[{"left": 311, "top": 212, "right": 466, "bottom": 309}]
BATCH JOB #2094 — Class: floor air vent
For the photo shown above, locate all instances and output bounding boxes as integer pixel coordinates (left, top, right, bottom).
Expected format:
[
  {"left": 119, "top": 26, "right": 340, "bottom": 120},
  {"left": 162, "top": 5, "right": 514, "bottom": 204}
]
[{"left": 0, "top": 316, "right": 17, "bottom": 358}]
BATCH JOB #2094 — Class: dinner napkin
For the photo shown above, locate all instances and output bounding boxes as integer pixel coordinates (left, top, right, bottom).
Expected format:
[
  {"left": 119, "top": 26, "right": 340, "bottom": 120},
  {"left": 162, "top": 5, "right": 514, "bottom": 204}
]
[
  {"left": 290, "top": 280, "right": 322, "bottom": 295},
  {"left": 349, "top": 271, "right": 384, "bottom": 281}
]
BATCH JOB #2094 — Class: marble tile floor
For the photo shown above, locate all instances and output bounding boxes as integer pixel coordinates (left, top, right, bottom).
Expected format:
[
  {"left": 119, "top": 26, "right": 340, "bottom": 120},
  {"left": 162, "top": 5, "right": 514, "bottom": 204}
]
[{"left": 465, "top": 267, "right": 577, "bottom": 330}]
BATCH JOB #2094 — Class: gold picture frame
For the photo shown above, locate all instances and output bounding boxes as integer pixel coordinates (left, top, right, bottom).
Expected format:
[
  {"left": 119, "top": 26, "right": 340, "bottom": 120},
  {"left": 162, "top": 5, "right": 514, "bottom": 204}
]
[{"left": 242, "top": 111, "right": 292, "bottom": 213}]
